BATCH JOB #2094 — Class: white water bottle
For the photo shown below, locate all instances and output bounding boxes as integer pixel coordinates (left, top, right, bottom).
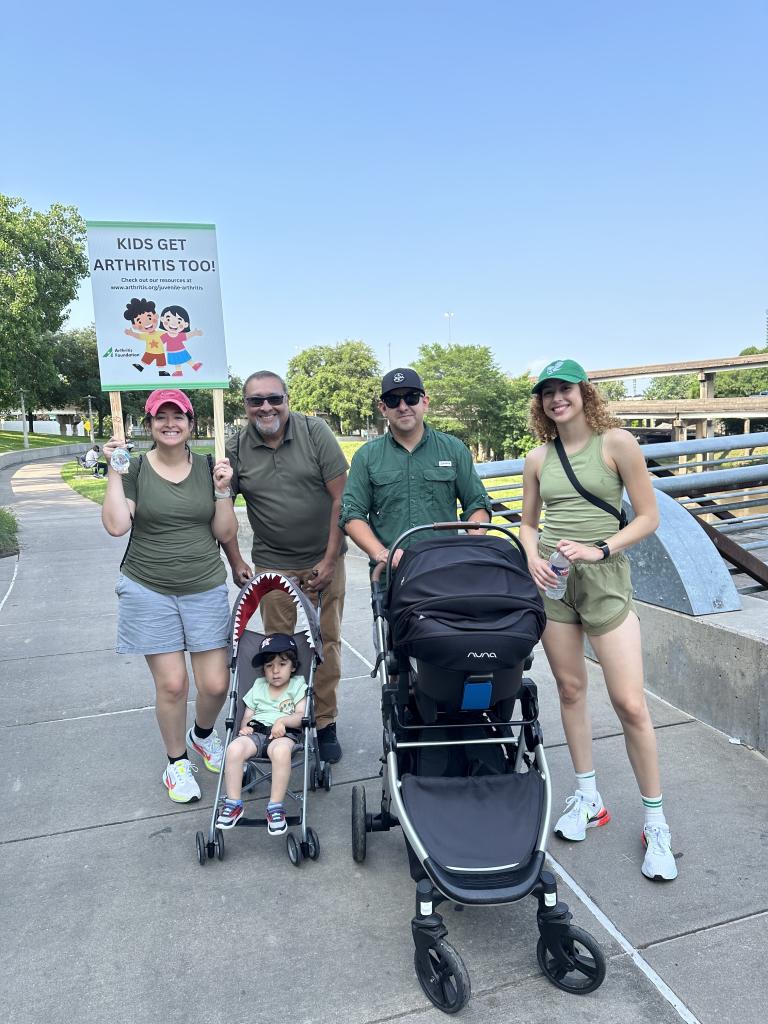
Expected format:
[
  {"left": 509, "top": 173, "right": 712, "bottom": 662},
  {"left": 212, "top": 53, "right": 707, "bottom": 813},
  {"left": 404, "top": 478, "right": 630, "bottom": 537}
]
[{"left": 545, "top": 550, "right": 571, "bottom": 600}]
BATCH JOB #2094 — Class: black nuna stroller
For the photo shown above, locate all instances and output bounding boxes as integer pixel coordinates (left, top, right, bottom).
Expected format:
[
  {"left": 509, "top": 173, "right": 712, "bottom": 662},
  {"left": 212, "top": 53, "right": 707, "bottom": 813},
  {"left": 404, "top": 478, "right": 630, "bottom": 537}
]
[
  {"left": 196, "top": 572, "right": 330, "bottom": 867},
  {"left": 352, "top": 524, "right": 606, "bottom": 1013}
]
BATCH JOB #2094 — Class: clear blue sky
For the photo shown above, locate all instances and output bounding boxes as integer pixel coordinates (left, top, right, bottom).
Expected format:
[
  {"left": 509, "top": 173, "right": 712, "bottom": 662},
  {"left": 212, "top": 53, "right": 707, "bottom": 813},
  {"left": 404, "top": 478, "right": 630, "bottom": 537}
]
[{"left": 3, "top": 1, "right": 766, "bottom": 382}]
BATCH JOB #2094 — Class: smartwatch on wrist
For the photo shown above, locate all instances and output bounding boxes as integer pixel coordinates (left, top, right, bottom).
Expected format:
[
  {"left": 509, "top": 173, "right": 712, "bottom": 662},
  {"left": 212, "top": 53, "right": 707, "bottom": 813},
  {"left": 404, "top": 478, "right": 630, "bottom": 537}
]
[{"left": 595, "top": 541, "right": 610, "bottom": 560}]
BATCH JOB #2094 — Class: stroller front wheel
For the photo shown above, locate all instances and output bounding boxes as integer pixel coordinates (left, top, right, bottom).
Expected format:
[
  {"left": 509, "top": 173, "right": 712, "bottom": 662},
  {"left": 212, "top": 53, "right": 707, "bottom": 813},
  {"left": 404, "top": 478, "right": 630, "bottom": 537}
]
[
  {"left": 286, "top": 832, "right": 302, "bottom": 867},
  {"left": 414, "top": 940, "right": 470, "bottom": 1014},
  {"left": 536, "top": 926, "right": 606, "bottom": 994},
  {"left": 351, "top": 785, "right": 367, "bottom": 863},
  {"left": 195, "top": 831, "right": 206, "bottom": 866}
]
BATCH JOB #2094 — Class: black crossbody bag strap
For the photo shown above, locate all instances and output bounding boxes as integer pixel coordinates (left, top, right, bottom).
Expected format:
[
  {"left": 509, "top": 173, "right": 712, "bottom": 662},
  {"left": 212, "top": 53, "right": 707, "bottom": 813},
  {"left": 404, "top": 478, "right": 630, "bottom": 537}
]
[{"left": 553, "top": 437, "right": 628, "bottom": 530}]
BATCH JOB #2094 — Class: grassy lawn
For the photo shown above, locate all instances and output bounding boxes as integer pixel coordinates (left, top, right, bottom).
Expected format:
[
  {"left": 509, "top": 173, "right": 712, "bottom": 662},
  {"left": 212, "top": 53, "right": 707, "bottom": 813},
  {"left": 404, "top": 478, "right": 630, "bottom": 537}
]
[
  {"left": 0, "top": 507, "right": 20, "bottom": 556},
  {"left": 0, "top": 430, "right": 86, "bottom": 454}
]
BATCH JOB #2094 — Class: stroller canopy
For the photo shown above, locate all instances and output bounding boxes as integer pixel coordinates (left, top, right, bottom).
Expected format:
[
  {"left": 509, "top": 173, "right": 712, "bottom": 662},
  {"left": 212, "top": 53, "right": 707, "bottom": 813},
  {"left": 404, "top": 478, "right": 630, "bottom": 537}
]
[
  {"left": 229, "top": 573, "right": 323, "bottom": 664},
  {"left": 387, "top": 535, "right": 545, "bottom": 672}
]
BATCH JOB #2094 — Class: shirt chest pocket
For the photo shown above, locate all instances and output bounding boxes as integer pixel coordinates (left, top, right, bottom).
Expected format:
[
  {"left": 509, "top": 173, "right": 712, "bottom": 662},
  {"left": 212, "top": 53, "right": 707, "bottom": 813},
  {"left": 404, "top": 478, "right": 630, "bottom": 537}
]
[
  {"left": 369, "top": 469, "right": 405, "bottom": 519},
  {"left": 422, "top": 466, "right": 458, "bottom": 513}
]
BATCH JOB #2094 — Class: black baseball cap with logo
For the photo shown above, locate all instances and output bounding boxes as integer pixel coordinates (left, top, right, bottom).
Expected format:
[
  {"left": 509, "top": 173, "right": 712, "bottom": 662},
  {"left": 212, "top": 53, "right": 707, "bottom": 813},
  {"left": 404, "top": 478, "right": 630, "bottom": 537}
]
[
  {"left": 380, "top": 367, "right": 425, "bottom": 397},
  {"left": 251, "top": 633, "right": 299, "bottom": 667}
]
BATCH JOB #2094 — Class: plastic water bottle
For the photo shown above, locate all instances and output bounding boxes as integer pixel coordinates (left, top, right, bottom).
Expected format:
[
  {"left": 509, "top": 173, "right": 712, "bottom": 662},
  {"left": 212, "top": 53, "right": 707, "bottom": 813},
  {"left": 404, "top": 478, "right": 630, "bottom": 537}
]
[
  {"left": 545, "top": 550, "right": 571, "bottom": 600},
  {"left": 109, "top": 447, "right": 131, "bottom": 474}
]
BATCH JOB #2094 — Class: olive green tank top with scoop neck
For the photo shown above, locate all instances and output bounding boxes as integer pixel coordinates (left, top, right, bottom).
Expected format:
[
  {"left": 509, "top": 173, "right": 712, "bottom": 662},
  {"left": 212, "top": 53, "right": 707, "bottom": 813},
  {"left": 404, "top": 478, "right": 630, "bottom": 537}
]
[{"left": 539, "top": 433, "right": 624, "bottom": 546}]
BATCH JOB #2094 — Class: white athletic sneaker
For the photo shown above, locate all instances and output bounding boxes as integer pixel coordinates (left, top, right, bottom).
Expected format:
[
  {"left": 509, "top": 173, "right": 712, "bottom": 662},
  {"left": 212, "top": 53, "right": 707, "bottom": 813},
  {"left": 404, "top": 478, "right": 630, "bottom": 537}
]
[
  {"left": 162, "top": 759, "right": 201, "bottom": 802},
  {"left": 187, "top": 728, "right": 224, "bottom": 773},
  {"left": 641, "top": 824, "right": 678, "bottom": 881},
  {"left": 554, "top": 790, "right": 611, "bottom": 841}
]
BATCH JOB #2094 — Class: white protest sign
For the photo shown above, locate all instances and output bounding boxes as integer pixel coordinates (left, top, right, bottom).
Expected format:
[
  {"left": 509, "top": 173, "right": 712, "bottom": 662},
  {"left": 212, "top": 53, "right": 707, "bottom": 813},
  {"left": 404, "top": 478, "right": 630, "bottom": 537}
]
[{"left": 86, "top": 221, "right": 228, "bottom": 391}]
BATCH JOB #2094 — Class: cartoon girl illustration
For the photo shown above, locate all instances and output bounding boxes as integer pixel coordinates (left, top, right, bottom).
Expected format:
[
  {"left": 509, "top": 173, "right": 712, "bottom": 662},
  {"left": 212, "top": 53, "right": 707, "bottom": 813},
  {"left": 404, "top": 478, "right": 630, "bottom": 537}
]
[{"left": 159, "top": 305, "right": 203, "bottom": 377}]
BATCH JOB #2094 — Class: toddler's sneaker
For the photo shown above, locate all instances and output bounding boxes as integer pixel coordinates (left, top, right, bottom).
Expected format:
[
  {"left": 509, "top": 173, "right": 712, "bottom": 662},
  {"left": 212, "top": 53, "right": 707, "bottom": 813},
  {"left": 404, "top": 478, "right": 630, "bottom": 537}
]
[
  {"left": 266, "top": 804, "right": 287, "bottom": 836},
  {"left": 187, "top": 728, "right": 224, "bottom": 773},
  {"left": 641, "top": 824, "right": 678, "bottom": 881},
  {"left": 216, "top": 800, "right": 244, "bottom": 829},
  {"left": 554, "top": 789, "right": 610, "bottom": 841},
  {"left": 162, "top": 759, "right": 201, "bottom": 803}
]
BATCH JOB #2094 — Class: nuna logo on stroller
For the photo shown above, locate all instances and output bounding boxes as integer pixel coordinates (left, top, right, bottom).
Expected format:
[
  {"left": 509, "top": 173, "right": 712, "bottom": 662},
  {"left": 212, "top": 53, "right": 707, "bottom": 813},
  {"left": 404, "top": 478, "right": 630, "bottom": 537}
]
[{"left": 352, "top": 522, "right": 607, "bottom": 1014}]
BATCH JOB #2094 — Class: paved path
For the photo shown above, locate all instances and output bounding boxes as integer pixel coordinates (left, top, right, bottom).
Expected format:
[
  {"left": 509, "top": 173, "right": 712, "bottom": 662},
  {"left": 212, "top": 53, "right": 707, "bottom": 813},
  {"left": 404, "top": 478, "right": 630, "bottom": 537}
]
[{"left": 1, "top": 458, "right": 766, "bottom": 1024}]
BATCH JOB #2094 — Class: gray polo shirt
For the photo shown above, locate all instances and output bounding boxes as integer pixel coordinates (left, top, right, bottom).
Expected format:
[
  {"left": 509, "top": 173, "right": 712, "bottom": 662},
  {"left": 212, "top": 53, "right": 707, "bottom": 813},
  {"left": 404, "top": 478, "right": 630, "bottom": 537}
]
[{"left": 227, "top": 413, "right": 348, "bottom": 567}]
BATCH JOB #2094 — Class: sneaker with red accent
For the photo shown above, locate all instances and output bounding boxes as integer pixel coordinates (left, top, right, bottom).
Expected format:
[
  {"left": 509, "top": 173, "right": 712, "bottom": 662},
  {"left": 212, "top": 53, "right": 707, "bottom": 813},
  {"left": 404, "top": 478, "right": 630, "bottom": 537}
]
[
  {"left": 216, "top": 800, "right": 244, "bottom": 829},
  {"left": 554, "top": 790, "right": 610, "bottom": 841},
  {"left": 266, "top": 804, "right": 287, "bottom": 836},
  {"left": 187, "top": 728, "right": 224, "bottom": 773},
  {"left": 162, "top": 759, "right": 201, "bottom": 803},
  {"left": 641, "top": 824, "right": 678, "bottom": 881}
]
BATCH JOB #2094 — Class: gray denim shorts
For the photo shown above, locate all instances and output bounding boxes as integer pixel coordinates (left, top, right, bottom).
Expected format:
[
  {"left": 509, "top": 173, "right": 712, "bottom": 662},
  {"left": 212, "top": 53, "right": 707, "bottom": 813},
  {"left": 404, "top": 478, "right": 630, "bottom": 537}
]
[{"left": 115, "top": 574, "right": 230, "bottom": 655}]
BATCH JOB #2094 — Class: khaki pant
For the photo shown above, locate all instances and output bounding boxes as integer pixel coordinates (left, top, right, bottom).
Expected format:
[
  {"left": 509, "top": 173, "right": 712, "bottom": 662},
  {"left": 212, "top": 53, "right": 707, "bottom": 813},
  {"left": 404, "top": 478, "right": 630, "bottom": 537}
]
[{"left": 253, "top": 558, "right": 346, "bottom": 729}]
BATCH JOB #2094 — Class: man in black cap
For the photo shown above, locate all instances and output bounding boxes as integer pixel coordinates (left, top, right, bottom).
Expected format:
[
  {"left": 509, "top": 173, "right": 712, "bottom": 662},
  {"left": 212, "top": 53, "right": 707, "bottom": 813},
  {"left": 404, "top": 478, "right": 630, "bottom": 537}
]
[{"left": 339, "top": 367, "right": 492, "bottom": 568}]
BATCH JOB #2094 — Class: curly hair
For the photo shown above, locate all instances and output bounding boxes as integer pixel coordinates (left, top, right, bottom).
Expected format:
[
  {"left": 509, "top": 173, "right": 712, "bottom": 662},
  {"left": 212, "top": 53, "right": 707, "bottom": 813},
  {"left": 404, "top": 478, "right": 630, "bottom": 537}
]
[{"left": 528, "top": 381, "right": 622, "bottom": 442}]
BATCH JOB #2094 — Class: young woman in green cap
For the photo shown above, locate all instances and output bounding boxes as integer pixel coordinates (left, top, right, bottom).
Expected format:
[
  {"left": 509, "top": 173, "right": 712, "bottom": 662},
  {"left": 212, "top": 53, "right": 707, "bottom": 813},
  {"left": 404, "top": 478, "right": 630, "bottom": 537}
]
[{"left": 519, "top": 360, "right": 678, "bottom": 881}]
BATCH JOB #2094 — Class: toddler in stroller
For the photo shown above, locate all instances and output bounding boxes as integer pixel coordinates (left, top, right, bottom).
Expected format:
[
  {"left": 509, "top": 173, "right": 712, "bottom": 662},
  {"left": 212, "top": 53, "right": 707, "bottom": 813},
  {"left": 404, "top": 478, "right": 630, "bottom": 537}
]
[
  {"left": 195, "top": 572, "right": 331, "bottom": 868},
  {"left": 352, "top": 524, "right": 607, "bottom": 1013}
]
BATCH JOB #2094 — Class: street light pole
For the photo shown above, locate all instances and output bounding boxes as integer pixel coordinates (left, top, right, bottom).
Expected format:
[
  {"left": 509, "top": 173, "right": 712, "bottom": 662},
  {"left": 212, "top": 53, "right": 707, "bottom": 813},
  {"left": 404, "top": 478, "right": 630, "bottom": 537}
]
[
  {"left": 86, "top": 394, "right": 95, "bottom": 443},
  {"left": 444, "top": 311, "right": 454, "bottom": 343},
  {"left": 19, "top": 390, "right": 29, "bottom": 449}
]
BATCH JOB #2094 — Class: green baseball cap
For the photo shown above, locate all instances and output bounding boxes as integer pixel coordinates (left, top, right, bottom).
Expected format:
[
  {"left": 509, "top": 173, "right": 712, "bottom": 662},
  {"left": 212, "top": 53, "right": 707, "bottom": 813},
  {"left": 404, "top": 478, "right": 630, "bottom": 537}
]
[{"left": 532, "top": 358, "right": 589, "bottom": 394}]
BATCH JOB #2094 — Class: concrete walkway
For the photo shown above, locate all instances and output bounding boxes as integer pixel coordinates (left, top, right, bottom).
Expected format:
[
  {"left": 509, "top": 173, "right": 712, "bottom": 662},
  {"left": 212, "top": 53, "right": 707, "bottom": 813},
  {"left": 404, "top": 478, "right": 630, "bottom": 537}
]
[{"left": 1, "top": 458, "right": 766, "bottom": 1024}]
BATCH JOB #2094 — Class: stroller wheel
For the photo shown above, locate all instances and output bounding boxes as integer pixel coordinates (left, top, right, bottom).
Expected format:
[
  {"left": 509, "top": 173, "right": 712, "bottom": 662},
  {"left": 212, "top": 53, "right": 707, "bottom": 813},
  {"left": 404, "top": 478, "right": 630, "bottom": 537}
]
[
  {"left": 322, "top": 764, "right": 332, "bottom": 792},
  {"left": 286, "top": 832, "right": 302, "bottom": 867},
  {"left": 306, "top": 827, "right": 320, "bottom": 860},
  {"left": 309, "top": 765, "right": 318, "bottom": 792},
  {"left": 536, "top": 926, "right": 606, "bottom": 994},
  {"left": 351, "top": 785, "right": 367, "bottom": 863},
  {"left": 195, "top": 831, "right": 206, "bottom": 866},
  {"left": 215, "top": 829, "right": 225, "bottom": 861},
  {"left": 414, "top": 940, "right": 470, "bottom": 1014}
]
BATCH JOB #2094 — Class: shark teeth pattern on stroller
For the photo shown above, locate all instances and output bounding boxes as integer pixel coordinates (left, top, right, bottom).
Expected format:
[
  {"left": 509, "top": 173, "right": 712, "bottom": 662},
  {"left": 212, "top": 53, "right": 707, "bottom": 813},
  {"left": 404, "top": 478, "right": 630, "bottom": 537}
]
[
  {"left": 353, "top": 523, "right": 607, "bottom": 1013},
  {"left": 195, "top": 572, "right": 329, "bottom": 868}
]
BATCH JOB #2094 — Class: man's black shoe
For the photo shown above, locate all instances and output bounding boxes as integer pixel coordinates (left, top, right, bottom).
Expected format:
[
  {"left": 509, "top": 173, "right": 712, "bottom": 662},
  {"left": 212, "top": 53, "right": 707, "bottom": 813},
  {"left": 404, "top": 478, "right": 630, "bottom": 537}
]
[{"left": 317, "top": 723, "right": 342, "bottom": 763}]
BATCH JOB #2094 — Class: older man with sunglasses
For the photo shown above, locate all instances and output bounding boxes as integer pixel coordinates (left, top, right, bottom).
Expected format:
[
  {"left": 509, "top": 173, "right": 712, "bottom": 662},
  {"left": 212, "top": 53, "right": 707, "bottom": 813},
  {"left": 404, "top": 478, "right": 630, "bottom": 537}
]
[
  {"left": 340, "top": 368, "right": 492, "bottom": 570},
  {"left": 221, "top": 371, "right": 348, "bottom": 763}
]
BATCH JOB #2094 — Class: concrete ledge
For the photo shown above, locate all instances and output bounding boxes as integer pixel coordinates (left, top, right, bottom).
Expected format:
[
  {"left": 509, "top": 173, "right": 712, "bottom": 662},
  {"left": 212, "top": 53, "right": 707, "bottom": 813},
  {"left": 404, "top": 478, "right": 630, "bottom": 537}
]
[
  {"left": 0, "top": 443, "right": 89, "bottom": 471},
  {"left": 635, "top": 597, "right": 767, "bottom": 754}
]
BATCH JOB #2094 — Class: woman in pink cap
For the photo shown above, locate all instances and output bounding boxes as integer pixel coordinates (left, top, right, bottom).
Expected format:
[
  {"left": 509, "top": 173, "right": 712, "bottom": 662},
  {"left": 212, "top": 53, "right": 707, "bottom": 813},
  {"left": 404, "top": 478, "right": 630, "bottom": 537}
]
[{"left": 102, "top": 389, "right": 238, "bottom": 803}]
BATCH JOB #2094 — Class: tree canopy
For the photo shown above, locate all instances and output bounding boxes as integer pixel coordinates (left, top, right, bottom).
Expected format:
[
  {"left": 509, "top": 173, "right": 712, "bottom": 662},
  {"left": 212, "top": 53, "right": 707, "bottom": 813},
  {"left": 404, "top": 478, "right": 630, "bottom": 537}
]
[
  {"left": 0, "top": 195, "right": 87, "bottom": 410},
  {"left": 287, "top": 340, "right": 380, "bottom": 433}
]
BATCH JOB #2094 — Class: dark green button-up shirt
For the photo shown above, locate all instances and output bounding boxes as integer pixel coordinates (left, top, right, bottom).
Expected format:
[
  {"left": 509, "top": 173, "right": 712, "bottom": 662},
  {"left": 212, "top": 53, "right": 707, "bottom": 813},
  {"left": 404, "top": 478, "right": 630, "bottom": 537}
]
[{"left": 339, "top": 424, "right": 492, "bottom": 552}]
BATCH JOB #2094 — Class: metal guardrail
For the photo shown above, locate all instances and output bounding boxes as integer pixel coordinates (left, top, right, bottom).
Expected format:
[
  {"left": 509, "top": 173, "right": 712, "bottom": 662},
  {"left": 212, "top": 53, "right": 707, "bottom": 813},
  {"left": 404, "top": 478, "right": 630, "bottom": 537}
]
[{"left": 475, "top": 431, "right": 768, "bottom": 614}]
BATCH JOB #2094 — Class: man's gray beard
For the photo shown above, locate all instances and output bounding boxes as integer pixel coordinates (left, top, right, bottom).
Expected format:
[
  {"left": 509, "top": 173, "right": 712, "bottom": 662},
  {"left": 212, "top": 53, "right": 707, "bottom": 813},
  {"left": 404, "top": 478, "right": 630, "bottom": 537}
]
[{"left": 252, "top": 415, "right": 282, "bottom": 437}]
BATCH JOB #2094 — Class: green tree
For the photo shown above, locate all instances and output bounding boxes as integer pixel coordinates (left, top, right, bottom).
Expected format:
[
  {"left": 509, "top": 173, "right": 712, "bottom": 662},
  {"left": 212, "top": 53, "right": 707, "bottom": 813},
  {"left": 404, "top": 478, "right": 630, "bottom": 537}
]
[
  {"left": 49, "top": 325, "right": 109, "bottom": 435},
  {"left": 714, "top": 345, "right": 768, "bottom": 397},
  {"left": 643, "top": 374, "right": 698, "bottom": 400},
  {"left": 0, "top": 195, "right": 88, "bottom": 426},
  {"left": 287, "top": 340, "right": 380, "bottom": 433},
  {"left": 504, "top": 373, "right": 537, "bottom": 457},
  {"left": 413, "top": 343, "right": 511, "bottom": 459},
  {"left": 596, "top": 380, "right": 628, "bottom": 401}
]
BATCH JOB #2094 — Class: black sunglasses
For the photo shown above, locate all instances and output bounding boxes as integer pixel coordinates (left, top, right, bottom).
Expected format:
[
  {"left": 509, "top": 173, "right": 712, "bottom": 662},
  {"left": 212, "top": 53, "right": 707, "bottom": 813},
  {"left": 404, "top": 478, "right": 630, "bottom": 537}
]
[
  {"left": 381, "top": 390, "right": 423, "bottom": 409},
  {"left": 245, "top": 393, "right": 286, "bottom": 407}
]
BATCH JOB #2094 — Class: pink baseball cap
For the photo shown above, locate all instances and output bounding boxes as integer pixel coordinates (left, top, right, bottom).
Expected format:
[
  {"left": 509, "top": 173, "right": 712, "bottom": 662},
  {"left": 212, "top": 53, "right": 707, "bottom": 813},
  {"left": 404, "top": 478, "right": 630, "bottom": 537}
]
[{"left": 144, "top": 389, "right": 194, "bottom": 417}]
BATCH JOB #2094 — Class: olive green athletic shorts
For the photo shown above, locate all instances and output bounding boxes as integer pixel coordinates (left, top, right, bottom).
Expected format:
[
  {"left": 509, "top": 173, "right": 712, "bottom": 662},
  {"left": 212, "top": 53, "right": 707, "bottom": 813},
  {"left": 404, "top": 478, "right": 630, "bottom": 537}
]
[{"left": 538, "top": 543, "right": 636, "bottom": 637}]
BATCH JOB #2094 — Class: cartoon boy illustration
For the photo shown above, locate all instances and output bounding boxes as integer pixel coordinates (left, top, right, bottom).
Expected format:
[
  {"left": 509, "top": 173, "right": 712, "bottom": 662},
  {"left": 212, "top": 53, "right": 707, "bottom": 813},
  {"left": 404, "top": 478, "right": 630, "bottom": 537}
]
[
  {"left": 123, "top": 298, "right": 170, "bottom": 375},
  {"left": 159, "top": 305, "right": 203, "bottom": 377}
]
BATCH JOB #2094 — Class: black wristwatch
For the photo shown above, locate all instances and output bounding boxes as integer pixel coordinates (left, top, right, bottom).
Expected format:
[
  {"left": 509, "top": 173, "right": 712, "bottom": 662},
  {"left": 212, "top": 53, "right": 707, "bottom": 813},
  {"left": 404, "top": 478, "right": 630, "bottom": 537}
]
[{"left": 595, "top": 541, "right": 610, "bottom": 560}]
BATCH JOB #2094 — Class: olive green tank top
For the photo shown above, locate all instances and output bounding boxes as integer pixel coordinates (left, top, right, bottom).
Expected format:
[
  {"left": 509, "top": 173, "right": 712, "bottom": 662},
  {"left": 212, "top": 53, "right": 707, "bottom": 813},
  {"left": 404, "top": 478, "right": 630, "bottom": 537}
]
[{"left": 539, "top": 434, "right": 624, "bottom": 546}]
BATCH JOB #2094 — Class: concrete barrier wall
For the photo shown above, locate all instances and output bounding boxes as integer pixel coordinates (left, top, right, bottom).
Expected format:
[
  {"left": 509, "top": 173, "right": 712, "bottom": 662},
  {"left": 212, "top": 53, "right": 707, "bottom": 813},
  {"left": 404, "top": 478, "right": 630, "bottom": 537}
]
[
  {"left": 635, "top": 597, "right": 768, "bottom": 754},
  {"left": 0, "top": 443, "right": 90, "bottom": 472}
]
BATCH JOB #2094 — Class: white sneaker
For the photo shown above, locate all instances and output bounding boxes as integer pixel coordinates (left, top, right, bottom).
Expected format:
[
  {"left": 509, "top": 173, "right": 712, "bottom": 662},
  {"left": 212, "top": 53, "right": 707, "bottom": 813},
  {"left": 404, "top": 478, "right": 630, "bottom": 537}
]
[
  {"left": 187, "top": 728, "right": 224, "bottom": 773},
  {"left": 554, "top": 790, "right": 610, "bottom": 841},
  {"left": 162, "top": 759, "right": 201, "bottom": 802},
  {"left": 642, "top": 824, "right": 678, "bottom": 881}
]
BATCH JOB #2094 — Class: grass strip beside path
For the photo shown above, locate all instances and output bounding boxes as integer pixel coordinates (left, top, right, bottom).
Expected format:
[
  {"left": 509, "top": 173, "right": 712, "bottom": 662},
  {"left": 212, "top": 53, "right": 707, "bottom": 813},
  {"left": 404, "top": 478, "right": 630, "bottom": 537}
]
[
  {"left": 0, "top": 430, "right": 87, "bottom": 454},
  {"left": 0, "top": 507, "right": 19, "bottom": 556}
]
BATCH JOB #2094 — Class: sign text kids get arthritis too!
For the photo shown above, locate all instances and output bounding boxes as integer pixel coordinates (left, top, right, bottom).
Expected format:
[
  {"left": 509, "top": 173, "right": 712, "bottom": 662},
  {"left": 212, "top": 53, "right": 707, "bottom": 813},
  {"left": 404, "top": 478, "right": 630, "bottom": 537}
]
[{"left": 87, "top": 221, "right": 228, "bottom": 391}]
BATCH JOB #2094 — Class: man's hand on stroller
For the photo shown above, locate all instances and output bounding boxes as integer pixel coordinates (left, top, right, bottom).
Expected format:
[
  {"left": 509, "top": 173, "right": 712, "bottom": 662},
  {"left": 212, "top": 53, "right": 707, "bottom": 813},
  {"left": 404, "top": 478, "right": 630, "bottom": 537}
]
[
  {"left": 374, "top": 547, "right": 405, "bottom": 569},
  {"left": 231, "top": 558, "right": 254, "bottom": 586},
  {"left": 302, "top": 556, "right": 335, "bottom": 594}
]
